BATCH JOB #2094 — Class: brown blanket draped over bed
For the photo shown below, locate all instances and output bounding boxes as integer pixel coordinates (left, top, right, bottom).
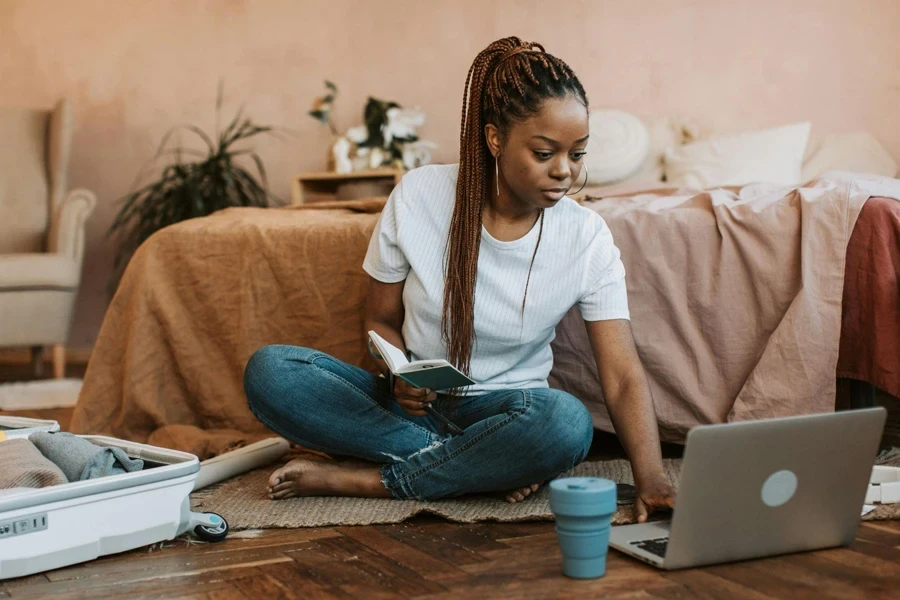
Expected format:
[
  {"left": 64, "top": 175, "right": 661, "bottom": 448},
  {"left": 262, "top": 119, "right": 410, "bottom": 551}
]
[
  {"left": 70, "top": 175, "right": 899, "bottom": 454},
  {"left": 70, "top": 199, "right": 385, "bottom": 457}
]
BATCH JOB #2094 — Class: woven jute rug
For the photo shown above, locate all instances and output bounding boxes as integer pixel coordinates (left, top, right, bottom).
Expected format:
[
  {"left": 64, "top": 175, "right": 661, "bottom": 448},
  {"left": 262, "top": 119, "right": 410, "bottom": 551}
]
[{"left": 190, "top": 448, "right": 900, "bottom": 530}]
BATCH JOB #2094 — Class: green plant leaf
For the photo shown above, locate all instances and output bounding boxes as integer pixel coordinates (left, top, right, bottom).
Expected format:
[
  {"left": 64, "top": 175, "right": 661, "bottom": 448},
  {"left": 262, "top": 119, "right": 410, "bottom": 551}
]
[
  {"left": 215, "top": 80, "right": 224, "bottom": 135},
  {"left": 155, "top": 124, "right": 216, "bottom": 157},
  {"left": 218, "top": 107, "right": 245, "bottom": 150},
  {"left": 360, "top": 97, "right": 403, "bottom": 149},
  {"left": 108, "top": 98, "right": 278, "bottom": 295},
  {"left": 247, "top": 152, "right": 269, "bottom": 191},
  {"left": 308, "top": 109, "right": 330, "bottom": 125}
]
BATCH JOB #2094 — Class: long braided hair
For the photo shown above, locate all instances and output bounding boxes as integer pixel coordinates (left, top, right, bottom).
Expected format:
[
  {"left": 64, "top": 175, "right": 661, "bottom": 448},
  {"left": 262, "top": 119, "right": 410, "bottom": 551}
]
[{"left": 442, "top": 37, "right": 589, "bottom": 379}]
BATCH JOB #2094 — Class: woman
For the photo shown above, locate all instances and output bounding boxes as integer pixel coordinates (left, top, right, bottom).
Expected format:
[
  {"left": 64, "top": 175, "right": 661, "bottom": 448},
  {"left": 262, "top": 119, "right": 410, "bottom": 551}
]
[{"left": 244, "top": 37, "right": 676, "bottom": 521}]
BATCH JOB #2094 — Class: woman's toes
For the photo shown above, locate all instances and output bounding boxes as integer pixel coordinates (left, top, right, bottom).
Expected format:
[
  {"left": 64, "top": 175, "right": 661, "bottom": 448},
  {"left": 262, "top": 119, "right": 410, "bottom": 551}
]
[
  {"left": 507, "top": 491, "right": 525, "bottom": 503},
  {"left": 503, "top": 483, "right": 542, "bottom": 503},
  {"left": 272, "top": 488, "right": 296, "bottom": 500}
]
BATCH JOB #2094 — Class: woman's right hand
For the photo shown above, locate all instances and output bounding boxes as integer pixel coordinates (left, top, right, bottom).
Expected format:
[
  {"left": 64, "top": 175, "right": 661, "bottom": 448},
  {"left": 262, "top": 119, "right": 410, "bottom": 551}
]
[{"left": 394, "top": 377, "right": 437, "bottom": 416}]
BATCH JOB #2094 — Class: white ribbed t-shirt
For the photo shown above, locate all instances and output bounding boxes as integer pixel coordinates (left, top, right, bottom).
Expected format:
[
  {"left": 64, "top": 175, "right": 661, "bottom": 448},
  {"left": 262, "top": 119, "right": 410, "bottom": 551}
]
[{"left": 363, "top": 163, "right": 630, "bottom": 395}]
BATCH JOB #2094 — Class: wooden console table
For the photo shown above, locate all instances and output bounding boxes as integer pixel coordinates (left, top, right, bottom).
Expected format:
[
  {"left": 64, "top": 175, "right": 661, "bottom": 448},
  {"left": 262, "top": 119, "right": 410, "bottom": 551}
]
[{"left": 291, "top": 168, "right": 403, "bottom": 204}]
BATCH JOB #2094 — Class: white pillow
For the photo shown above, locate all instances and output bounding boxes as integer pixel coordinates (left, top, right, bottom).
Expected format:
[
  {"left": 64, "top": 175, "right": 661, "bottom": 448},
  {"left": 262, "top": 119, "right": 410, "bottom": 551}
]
[
  {"left": 584, "top": 110, "right": 650, "bottom": 185},
  {"left": 802, "top": 131, "right": 898, "bottom": 181},
  {"left": 664, "top": 122, "right": 811, "bottom": 188}
]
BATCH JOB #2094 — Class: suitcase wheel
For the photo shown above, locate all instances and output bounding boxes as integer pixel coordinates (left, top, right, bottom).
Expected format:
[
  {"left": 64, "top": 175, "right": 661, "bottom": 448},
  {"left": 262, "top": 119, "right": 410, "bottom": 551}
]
[{"left": 192, "top": 512, "right": 229, "bottom": 542}]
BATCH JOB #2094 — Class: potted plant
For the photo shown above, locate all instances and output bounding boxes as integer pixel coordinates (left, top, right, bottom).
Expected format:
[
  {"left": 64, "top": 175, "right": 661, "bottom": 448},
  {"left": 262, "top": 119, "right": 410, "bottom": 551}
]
[{"left": 108, "top": 89, "right": 278, "bottom": 292}]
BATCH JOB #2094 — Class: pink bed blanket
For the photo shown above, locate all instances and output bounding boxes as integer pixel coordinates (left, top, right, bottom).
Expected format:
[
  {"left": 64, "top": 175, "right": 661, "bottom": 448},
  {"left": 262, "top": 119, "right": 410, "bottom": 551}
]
[{"left": 550, "top": 173, "right": 900, "bottom": 442}]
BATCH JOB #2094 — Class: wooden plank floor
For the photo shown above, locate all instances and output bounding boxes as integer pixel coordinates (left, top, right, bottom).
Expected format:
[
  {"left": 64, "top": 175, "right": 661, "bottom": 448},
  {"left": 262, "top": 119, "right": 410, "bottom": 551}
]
[
  {"left": 3, "top": 517, "right": 900, "bottom": 599},
  {"left": 3, "top": 364, "right": 900, "bottom": 598}
]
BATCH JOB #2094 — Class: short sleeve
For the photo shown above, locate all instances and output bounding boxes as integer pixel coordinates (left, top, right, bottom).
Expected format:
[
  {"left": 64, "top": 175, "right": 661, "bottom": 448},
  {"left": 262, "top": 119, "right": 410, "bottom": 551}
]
[
  {"left": 578, "top": 218, "right": 631, "bottom": 321},
  {"left": 362, "top": 181, "right": 410, "bottom": 283}
]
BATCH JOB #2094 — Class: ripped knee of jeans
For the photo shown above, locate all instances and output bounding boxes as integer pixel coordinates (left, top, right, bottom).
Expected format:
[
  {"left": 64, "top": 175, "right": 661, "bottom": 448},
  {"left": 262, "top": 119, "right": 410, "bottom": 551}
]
[{"left": 379, "top": 436, "right": 449, "bottom": 464}]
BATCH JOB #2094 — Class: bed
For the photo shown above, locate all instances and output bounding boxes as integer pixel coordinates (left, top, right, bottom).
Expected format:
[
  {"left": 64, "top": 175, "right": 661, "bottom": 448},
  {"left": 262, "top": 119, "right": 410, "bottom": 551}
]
[
  {"left": 549, "top": 187, "right": 900, "bottom": 441},
  {"left": 68, "top": 171, "right": 900, "bottom": 451},
  {"left": 66, "top": 115, "right": 900, "bottom": 452},
  {"left": 568, "top": 117, "right": 899, "bottom": 423}
]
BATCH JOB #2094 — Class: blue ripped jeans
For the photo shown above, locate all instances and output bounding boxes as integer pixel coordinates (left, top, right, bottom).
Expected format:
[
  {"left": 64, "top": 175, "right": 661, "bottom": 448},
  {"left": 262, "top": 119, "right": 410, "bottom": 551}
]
[{"left": 243, "top": 345, "right": 594, "bottom": 500}]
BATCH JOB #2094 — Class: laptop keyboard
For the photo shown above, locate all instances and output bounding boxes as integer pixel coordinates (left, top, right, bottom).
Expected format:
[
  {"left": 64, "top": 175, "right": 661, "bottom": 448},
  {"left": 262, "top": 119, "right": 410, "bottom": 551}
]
[{"left": 630, "top": 537, "right": 669, "bottom": 558}]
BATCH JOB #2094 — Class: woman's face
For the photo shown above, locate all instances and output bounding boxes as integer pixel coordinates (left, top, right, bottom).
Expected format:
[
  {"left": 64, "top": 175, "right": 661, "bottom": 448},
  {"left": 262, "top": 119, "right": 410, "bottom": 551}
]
[{"left": 486, "top": 95, "right": 590, "bottom": 210}]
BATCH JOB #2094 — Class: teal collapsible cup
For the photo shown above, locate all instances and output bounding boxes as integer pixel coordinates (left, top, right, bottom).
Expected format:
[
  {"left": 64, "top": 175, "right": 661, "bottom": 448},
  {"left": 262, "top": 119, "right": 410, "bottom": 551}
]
[{"left": 549, "top": 477, "right": 617, "bottom": 579}]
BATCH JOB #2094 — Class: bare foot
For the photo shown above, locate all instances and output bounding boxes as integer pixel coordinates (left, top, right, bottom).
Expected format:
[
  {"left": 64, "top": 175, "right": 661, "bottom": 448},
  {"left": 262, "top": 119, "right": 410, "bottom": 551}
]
[
  {"left": 504, "top": 483, "right": 541, "bottom": 503},
  {"left": 266, "top": 458, "right": 391, "bottom": 500}
]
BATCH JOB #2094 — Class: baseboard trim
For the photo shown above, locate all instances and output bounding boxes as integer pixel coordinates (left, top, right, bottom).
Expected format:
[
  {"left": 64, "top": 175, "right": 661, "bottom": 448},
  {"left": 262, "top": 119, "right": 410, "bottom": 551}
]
[{"left": 0, "top": 347, "right": 92, "bottom": 365}]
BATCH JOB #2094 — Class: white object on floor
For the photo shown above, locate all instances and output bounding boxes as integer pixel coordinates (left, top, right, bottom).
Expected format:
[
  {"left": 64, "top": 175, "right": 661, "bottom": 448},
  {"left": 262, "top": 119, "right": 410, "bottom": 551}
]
[
  {"left": 0, "top": 416, "right": 60, "bottom": 440},
  {"left": 0, "top": 435, "right": 227, "bottom": 580},
  {"left": 865, "top": 466, "right": 900, "bottom": 504},
  {"left": 0, "top": 489, "right": 33, "bottom": 498},
  {"left": 0, "top": 379, "right": 82, "bottom": 411},
  {"left": 193, "top": 437, "right": 291, "bottom": 491},
  {"left": 861, "top": 504, "right": 877, "bottom": 516}
]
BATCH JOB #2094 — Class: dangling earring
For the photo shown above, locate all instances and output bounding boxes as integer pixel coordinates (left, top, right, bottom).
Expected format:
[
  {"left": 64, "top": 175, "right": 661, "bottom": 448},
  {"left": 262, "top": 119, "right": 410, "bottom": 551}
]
[
  {"left": 569, "top": 164, "right": 589, "bottom": 196},
  {"left": 495, "top": 156, "right": 501, "bottom": 197}
]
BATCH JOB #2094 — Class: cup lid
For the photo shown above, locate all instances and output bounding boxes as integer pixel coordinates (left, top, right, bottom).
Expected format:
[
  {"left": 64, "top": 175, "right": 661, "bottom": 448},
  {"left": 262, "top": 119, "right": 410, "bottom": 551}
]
[{"left": 550, "top": 477, "right": 617, "bottom": 515}]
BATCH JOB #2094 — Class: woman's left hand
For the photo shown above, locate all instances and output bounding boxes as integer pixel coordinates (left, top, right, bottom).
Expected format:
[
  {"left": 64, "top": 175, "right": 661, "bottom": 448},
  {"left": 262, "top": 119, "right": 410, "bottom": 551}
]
[{"left": 634, "top": 474, "right": 676, "bottom": 523}]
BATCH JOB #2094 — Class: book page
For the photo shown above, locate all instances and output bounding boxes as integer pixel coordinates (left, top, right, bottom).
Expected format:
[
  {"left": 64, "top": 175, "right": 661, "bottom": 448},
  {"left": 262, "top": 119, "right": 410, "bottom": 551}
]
[{"left": 368, "top": 330, "right": 410, "bottom": 373}]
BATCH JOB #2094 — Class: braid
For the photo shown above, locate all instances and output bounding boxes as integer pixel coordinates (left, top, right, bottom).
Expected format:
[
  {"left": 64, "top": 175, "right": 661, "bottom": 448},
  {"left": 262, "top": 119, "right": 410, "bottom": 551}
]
[{"left": 442, "top": 36, "right": 588, "bottom": 387}]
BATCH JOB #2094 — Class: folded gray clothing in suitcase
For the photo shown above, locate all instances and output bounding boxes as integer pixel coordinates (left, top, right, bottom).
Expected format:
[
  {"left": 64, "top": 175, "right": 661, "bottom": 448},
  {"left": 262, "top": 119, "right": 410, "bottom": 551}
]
[
  {"left": 29, "top": 432, "right": 144, "bottom": 481},
  {"left": 0, "top": 439, "right": 68, "bottom": 488}
]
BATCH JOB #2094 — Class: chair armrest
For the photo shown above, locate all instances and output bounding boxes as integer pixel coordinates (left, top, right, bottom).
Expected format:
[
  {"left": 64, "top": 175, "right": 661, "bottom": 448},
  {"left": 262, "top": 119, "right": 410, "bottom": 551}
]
[{"left": 48, "top": 189, "right": 97, "bottom": 266}]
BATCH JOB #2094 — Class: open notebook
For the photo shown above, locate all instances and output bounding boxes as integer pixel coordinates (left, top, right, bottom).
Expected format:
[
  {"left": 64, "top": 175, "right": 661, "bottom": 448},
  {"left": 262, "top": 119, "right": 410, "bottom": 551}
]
[{"left": 367, "top": 330, "right": 475, "bottom": 391}]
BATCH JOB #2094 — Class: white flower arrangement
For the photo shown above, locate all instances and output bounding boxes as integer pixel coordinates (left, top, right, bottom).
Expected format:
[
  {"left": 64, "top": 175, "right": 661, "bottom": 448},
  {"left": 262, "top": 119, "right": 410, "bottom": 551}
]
[{"left": 310, "top": 81, "right": 436, "bottom": 173}]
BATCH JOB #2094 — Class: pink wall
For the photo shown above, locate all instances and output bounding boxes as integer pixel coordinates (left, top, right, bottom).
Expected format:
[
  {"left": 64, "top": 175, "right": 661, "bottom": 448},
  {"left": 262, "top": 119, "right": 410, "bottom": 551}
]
[{"left": 2, "top": 0, "right": 899, "bottom": 349}]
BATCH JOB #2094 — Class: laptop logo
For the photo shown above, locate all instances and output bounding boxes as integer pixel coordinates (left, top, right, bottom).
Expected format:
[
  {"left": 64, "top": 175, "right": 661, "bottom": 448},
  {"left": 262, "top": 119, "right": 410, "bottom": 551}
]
[{"left": 761, "top": 470, "right": 798, "bottom": 507}]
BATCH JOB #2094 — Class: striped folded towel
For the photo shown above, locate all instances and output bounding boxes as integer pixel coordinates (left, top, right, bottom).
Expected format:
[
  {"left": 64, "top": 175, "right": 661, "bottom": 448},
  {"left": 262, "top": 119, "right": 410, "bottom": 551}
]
[{"left": 0, "top": 438, "right": 68, "bottom": 489}]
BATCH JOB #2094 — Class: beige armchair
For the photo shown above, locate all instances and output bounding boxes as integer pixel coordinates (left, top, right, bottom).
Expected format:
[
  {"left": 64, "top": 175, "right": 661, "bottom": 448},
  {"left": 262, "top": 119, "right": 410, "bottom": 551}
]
[{"left": 0, "top": 98, "right": 96, "bottom": 378}]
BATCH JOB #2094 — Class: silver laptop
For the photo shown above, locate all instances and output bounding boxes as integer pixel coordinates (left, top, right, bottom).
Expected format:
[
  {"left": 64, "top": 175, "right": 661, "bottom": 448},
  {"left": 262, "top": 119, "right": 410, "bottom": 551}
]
[{"left": 610, "top": 407, "right": 886, "bottom": 570}]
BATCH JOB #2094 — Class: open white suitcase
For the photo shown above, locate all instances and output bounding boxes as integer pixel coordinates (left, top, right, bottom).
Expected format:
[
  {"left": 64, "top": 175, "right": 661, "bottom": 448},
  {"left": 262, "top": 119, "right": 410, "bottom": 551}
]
[{"left": 0, "top": 428, "right": 228, "bottom": 580}]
